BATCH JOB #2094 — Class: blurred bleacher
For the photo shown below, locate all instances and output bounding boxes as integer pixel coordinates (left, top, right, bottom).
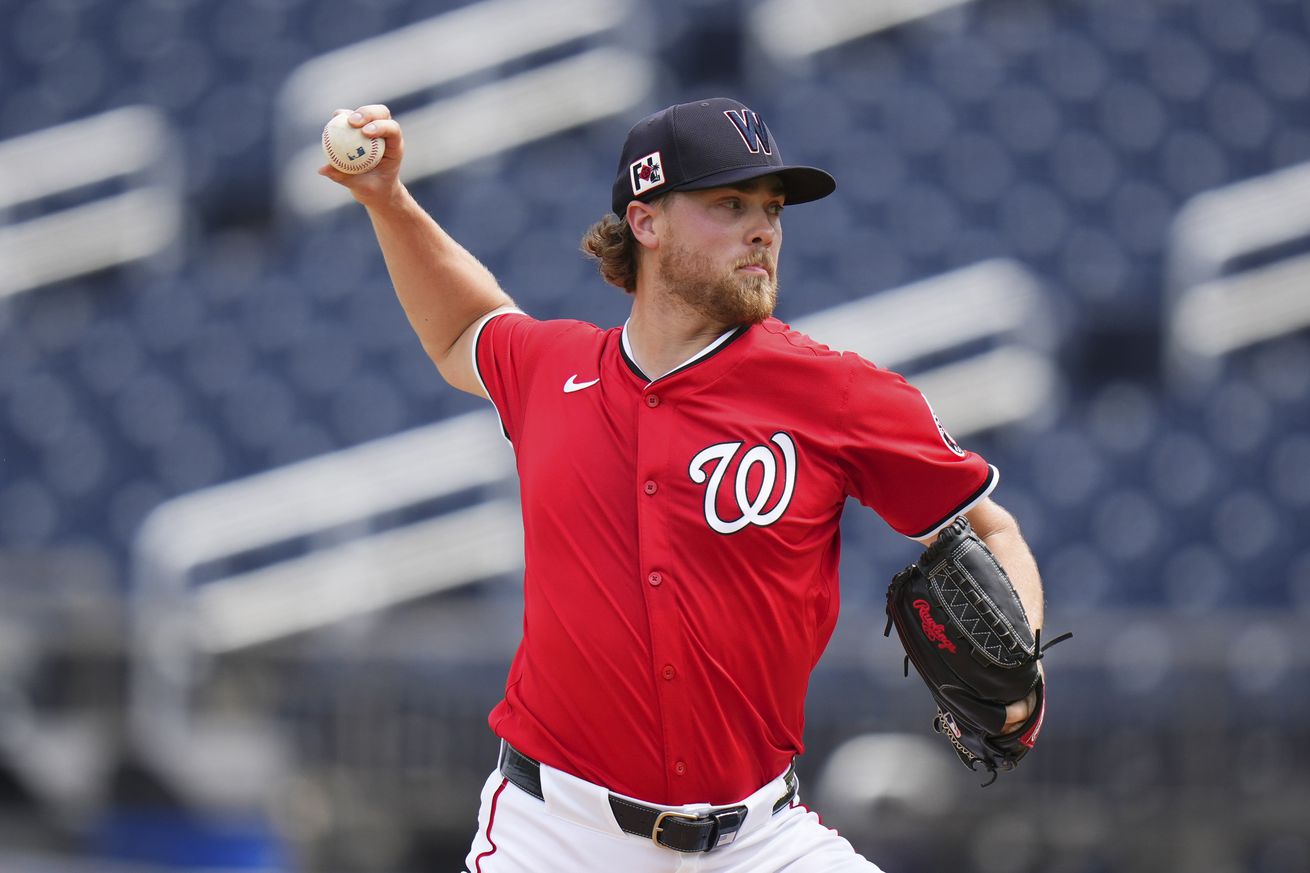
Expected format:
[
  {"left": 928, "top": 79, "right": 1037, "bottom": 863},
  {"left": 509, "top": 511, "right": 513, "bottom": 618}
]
[{"left": 2, "top": 0, "right": 1309, "bottom": 871}]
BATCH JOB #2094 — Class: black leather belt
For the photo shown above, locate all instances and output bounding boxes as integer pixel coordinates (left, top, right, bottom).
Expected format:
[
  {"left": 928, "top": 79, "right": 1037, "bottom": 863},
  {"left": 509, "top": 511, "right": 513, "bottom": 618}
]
[{"left": 497, "top": 742, "right": 798, "bottom": 854}]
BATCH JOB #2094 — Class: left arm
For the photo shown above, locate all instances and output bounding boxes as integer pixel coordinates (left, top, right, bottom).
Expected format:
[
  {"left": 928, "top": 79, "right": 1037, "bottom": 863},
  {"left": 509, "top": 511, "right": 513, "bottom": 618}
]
[
  {"left": 961, "top": 498, "right": 1043, "bottom": 632},
  {"left": 920, "top": 496, "right": 1045, "bottom": 733}
]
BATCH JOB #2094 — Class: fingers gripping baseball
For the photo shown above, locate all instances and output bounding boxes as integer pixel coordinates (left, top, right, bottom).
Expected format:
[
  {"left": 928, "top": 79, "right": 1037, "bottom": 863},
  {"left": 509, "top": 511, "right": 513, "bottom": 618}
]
[{"left": 319, "top": 105, "right": 404, "bottom": 203}]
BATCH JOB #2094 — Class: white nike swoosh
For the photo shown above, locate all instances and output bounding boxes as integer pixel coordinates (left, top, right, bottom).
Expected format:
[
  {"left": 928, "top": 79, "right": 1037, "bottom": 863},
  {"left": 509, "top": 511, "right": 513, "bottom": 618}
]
[{"left": 563, "top": 375, "right": 600, "bottom": 393}]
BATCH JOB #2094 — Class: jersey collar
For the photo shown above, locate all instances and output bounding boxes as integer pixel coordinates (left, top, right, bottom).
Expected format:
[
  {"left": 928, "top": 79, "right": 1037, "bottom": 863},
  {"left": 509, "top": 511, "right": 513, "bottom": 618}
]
[{"left": 619, "top": 319, "right": 750, "bottom": 385}]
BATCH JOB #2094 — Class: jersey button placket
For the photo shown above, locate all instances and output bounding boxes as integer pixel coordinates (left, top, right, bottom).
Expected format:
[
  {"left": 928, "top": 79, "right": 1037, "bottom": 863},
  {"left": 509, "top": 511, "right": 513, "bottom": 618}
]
[
  {"left": 640, "top": 391, "right": 662, "bottom": 497},
  {"left": 635, "top": 384, "right": 683, "bottom": 790}
]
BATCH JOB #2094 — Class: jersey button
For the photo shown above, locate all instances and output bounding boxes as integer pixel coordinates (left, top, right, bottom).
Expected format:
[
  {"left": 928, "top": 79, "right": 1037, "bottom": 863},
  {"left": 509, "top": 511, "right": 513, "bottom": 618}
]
[
  {"left": 645, "top": 394, "right": 660, "bottom": 408},
  {"left": 647, "top": 572, "right": 662, "bottom": 587},
  {"left": 643, "top": 480, "right": 658, "bottom": 495},
  {"left": 674, "top": 761, "right": 686, "bottom": 776},
  {"left": 661, "top": 664, "right": 675, "bottom": 680}
]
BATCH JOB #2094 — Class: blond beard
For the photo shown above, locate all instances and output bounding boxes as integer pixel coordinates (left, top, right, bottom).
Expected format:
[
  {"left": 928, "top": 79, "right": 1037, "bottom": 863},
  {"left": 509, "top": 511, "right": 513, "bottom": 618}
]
[{"left": 656, "top": 239, "right": 778, "bottom": 326}]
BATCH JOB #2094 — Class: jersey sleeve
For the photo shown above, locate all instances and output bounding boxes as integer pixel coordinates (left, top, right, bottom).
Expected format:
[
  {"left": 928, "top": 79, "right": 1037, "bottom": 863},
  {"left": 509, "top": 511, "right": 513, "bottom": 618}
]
[
  {"left": 473, "top": 310, "right": 602, "bottom": 446},
  {"left": 471, "top": 309, "right": 538, "bottom": 443},
  {"left": 836, "top": 354, "right": 997, "bottom": 540}
]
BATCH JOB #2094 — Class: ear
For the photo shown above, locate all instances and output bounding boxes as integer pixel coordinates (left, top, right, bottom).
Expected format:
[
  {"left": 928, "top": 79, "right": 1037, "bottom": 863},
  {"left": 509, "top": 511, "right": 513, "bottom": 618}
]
[{"left": 626, "top": 199, "right": 661, "bottom": 250}]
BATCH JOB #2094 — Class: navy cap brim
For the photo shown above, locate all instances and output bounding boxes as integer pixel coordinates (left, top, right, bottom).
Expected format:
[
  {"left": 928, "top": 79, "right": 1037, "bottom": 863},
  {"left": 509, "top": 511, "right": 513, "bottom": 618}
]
[{"left": 674, "top": 164, "right": 836, "bottom": 205}]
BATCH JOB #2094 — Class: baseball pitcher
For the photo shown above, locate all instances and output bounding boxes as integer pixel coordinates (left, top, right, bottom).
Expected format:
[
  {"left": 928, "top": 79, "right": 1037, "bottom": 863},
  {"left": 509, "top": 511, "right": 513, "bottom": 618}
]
[{"left": 321, "top": 97, "right": 1054, "bottom": 872}]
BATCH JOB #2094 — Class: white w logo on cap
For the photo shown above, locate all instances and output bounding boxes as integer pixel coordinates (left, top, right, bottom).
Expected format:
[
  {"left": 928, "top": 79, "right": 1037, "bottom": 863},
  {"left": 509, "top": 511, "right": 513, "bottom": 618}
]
[{"left": 723, "top": 109, "right": 773, "bottom": 155}]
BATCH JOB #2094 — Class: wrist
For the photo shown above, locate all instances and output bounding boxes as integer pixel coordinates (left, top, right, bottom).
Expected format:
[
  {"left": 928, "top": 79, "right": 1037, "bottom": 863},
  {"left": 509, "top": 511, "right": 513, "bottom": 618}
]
[{"left": 358, "top": 179, "right": 412, "bottom": 214}]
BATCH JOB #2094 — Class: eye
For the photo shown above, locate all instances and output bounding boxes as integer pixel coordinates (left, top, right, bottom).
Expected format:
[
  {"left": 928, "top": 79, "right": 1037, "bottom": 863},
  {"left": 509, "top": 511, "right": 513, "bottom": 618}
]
[
  {"left": 767, "top": 203, "right": 785, "bottom": 216},
  {"left": 721, "top": 198, "right": 743, "bottom": 210}
]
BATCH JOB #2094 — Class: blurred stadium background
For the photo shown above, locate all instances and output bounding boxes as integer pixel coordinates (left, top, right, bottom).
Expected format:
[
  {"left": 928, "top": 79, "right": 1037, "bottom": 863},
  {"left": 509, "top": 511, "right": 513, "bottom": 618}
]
[{"left": 2, "top": 0, "right": 1309, "bottom": 870}]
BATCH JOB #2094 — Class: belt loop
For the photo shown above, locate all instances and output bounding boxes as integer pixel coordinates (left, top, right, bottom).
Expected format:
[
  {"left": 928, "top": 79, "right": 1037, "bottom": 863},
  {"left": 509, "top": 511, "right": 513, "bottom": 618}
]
[{"left": 772, "top": 763, "right": 798, "bottom": 814}]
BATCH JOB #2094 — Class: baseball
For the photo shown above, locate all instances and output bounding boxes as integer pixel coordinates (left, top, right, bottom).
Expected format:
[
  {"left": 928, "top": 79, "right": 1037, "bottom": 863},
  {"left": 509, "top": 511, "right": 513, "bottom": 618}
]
[{"left": 322, "top": 112, "right": 385, "bottom": 174}]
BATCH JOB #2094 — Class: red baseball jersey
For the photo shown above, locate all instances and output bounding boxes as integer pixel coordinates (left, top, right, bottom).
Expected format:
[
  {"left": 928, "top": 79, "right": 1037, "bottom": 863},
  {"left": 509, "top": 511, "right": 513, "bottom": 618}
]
[{"left": 474, "top": 312, "right": 996, "bottom": 805}]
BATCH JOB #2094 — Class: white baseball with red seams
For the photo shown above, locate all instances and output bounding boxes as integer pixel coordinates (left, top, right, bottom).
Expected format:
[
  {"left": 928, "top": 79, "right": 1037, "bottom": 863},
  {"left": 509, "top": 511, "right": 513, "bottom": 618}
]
[{"left": 322, "top": 112, "right": 384, "bottom": 174}]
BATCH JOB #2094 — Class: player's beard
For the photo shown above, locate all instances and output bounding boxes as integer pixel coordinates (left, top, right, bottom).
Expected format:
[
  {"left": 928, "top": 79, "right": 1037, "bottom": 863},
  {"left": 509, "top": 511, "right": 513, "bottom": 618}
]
[{"left": 657, "top": 239, "right": 778, "bottom": 326}]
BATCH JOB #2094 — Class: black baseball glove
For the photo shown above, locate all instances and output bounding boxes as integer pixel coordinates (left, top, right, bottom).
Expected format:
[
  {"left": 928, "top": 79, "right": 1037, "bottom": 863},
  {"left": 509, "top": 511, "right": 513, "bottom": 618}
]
[{"left": 884, "top": 517, "right": 1071, "bottom": 784}]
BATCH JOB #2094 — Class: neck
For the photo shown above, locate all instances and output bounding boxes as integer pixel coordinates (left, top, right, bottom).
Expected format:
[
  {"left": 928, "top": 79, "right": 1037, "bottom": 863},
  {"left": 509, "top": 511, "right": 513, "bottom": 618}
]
[{"left": 626, "top": 289, "right": 736, "bottom": 380}]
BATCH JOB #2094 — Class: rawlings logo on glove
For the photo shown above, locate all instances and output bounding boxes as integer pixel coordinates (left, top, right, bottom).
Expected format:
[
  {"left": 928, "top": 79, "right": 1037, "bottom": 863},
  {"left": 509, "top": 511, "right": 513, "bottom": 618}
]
[
  {"left": 912, "top": 599, "right": 957, "bottom": 653},
  {"left": 885, "top": 517, "right": 1071, "bottom": 785}
]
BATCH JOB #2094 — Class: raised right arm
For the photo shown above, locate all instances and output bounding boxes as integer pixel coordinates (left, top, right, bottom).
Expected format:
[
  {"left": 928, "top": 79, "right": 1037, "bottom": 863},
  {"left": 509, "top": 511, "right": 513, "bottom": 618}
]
[{"left": 319, "top": 105, "right": 515, "bottom": 397}]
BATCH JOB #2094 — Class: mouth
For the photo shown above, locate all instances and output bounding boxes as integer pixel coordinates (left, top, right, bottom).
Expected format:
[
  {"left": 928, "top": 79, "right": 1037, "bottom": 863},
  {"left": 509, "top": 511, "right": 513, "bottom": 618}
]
[{"left": 736, "top": 261, "right": 773, "bottom": 278}]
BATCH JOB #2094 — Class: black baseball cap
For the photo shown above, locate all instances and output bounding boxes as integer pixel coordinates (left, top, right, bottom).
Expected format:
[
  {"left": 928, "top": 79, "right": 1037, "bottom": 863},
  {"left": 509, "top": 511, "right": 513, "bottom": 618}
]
[{"left": 610, "top": 97, "right": 837, "bottom": 216}]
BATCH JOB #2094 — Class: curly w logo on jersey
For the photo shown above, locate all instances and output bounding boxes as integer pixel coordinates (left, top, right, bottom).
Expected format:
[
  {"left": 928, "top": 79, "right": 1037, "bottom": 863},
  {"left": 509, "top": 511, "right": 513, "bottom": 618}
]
[{"left": 688, "top": 433, "right": 796, "bottom": 534}]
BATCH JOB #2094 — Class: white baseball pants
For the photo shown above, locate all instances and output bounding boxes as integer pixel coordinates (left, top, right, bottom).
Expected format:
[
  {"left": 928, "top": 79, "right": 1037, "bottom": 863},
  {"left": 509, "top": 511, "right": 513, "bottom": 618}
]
[{"left": 462, "top": 758, "right": 884, "bottom": 872}]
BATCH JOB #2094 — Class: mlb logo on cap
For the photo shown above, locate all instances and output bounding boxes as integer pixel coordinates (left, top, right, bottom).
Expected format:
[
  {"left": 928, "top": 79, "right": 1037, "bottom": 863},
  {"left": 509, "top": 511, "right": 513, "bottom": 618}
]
[
  {"left": 610, "top": 97, "right": 836, "bottom": 216},
  {"left": 630, "top": 151, "right": 665, "bottom": 197}
]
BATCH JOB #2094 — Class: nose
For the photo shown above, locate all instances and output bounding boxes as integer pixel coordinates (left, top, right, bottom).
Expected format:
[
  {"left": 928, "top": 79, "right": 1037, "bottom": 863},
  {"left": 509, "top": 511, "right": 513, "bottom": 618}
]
[{"left": 748, "top": 212, "right": 776, "bottom": 248}]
